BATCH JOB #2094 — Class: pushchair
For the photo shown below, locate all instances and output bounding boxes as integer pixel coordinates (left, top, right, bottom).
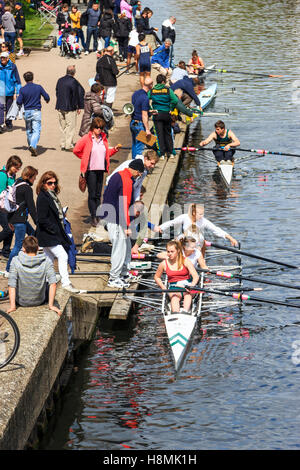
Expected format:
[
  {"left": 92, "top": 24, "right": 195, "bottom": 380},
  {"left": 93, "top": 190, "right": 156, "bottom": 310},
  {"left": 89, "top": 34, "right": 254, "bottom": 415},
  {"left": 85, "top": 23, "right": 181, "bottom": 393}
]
[{"left": 58, "top": 29, "right": 77, "bottom": 59}]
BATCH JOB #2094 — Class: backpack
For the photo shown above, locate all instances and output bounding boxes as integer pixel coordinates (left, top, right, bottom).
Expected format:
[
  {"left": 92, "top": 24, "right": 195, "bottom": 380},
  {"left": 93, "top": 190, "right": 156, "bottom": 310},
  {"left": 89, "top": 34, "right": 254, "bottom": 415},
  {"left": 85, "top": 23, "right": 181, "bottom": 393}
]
[
  {"left": 100, "top": 104, "right": 114, "bottom": 130},
  {"left": 80, "top": 9, "right": 89, "bottom": 27},
  {"left": 0, "top": 180, "right": 27, "bottom": 214}
]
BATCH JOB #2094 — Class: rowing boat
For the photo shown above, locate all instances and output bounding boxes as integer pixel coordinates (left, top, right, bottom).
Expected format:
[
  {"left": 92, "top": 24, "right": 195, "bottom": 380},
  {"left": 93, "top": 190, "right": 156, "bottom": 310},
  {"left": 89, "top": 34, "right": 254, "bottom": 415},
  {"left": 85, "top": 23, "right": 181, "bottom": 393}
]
[{"left": 198, "top": 82, "right": 218, "bottom": 110}]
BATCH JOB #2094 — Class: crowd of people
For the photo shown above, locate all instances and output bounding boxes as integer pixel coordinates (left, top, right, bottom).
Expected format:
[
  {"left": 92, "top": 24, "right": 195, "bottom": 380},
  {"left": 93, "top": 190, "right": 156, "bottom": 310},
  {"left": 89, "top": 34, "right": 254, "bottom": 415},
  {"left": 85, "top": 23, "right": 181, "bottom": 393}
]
[{"left": 0, "top": 1, "right": 239, "bottom": 315}]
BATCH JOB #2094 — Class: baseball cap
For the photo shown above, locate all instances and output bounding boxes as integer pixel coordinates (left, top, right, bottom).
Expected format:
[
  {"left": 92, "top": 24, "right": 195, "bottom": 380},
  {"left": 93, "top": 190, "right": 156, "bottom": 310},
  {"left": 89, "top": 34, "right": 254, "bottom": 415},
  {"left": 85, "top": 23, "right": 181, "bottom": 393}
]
[
  {"left": 0, "top": 52, "right": 9, "bottom": 58},
  {"left": 129, "top": 159, "right": 145, "bottom": 173}
]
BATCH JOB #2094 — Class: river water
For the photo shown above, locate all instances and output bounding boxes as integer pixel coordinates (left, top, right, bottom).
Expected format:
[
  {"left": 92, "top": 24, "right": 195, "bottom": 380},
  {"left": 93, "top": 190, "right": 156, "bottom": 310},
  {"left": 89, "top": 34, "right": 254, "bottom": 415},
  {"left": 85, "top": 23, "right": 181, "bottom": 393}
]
[{"left": 42, "top": 0, "right": 300, "bottom": 450}]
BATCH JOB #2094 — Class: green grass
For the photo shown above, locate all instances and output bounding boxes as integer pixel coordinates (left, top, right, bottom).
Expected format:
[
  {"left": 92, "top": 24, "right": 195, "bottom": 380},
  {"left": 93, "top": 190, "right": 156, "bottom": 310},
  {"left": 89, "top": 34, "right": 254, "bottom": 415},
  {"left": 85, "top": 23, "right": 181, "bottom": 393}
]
[{"left": 21, "top": 2, "right": 55, "bottom": 48}]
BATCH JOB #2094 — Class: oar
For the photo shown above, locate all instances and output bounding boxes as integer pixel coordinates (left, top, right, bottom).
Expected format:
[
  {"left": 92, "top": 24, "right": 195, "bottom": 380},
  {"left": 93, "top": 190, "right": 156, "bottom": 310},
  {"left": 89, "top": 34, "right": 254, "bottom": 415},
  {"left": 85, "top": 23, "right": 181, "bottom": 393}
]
[
  {"left": 205, "top": 241, "right": 300, "bottom": 269},
  {"left": 199, "top": 268, "right": 300, "bottom": 290},
  {"left": 186, "top": 286, "right": 300, "bottom": 309},
  {"left": 177, "top": 147, "right": 300, "bottom": 158},
  {"left": 206, "top": 68, "right": 284, "bottom": 78}
]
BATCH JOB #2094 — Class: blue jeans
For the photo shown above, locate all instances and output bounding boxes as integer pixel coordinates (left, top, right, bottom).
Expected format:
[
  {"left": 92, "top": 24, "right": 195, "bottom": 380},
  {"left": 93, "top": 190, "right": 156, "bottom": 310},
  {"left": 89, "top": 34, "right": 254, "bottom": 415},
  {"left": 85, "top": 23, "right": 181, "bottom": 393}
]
[
  {"left": 75, "top": 28, "right": 86, "bottom": 49},
  {"left": 103, "top": 36, "right": 110, "bottom": 48},
  {"left": 130, "top": 120, "right": 145, "bottom": 158},
  {"left": 85, "top": 26, "right": 98, "bottom": 52},
  {"left": 6, "top": 222, "right": 35, "bottom": 272},
  {"left": 24, "top": 110, "right": 41, "bottom": 149},
  {"left": 4, "top": 32, "right": 16, "bottom": 52}
]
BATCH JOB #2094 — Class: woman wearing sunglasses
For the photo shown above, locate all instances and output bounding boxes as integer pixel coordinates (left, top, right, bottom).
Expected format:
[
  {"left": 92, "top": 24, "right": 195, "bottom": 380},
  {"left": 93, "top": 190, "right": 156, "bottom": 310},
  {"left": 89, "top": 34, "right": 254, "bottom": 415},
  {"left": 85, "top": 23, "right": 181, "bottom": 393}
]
[
  {"left": 73, "top": 116, "right": 122, "bottom": 227},
  {"left": 36, "top": 171, "right": 80, "bottom": 293}
]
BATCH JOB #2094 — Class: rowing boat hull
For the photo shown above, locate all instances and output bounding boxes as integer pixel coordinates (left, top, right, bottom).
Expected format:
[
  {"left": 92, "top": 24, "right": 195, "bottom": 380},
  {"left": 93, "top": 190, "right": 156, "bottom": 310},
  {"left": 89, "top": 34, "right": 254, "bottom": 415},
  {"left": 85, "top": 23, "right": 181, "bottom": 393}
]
[
  {"left": 163, "top": 312, "right": 198, "bottom": 371},
  {"left": 199, "top": 82, "right": 218, "bottom": 110},
  {"left": 217, "top": 160, "right": 234, "bottom": 188}
]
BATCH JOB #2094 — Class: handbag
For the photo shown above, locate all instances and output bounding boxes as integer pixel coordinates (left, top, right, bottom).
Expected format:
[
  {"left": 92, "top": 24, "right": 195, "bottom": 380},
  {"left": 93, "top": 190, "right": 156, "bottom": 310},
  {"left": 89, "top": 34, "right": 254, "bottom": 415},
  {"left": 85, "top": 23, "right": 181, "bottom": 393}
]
[{"left": 79, "top": 173, "right": 87, "bottom": 192}]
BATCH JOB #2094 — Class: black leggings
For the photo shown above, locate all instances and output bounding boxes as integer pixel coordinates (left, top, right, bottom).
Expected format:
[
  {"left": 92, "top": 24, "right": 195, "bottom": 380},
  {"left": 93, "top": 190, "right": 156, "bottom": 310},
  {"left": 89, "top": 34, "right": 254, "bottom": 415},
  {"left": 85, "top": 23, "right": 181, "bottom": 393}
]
[
  {"left": 213, "top": 147, "right": 236, "bottom": 162},
  {"left": 85, "top": 170, "right": 104, "bottom": 218},
  {"left": 153, "top": 112, "right": 173, "bottom": 156}
]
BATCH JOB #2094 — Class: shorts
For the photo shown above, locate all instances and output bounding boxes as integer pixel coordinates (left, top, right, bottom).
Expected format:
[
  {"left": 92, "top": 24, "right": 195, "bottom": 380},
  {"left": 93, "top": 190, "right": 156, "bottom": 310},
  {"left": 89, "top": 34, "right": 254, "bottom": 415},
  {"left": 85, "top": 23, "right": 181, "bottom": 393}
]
[
  {"left": 139, "top": 62, "right": 151, "bottom": 73},
  {"left": 16, "top": 30, "right": 23, "bottom": 38},
  {"left": 128, "top": 45, "right": 136, "bottom": 54},
  {"left": 104, "top": 85, "right": 117, "bottom": 104}
]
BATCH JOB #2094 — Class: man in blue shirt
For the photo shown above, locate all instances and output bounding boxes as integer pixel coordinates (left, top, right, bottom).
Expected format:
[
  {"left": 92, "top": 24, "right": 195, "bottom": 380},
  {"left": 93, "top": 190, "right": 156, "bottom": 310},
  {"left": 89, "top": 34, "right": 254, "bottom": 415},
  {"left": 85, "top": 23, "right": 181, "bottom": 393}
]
[
  {"left": 170, "top": 76, "right": 202, "bottom": 108},
  {"left": 17, "top": 71, "right": 50, "bottom": 156},
  {"left": 130, "top": 76, "right": 153, "bottom": 158},
  {"left": 151, "top": 38, "right": 174, "bottom": 80},
  {"left": 84, "top": 2, "right": 101, "bottom": 54}
]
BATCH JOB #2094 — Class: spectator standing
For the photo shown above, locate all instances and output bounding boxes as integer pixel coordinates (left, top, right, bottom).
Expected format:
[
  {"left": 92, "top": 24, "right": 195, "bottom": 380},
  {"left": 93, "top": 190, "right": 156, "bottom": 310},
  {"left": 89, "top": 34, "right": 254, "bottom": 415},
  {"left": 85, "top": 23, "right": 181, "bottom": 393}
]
[
  {"left": 98, "top": 159, "right": 145, "bottom": 288},
  {"left": 130, "top": 76, "right": 153, "bottom": 158},
  {"left": 79, "top": 82, "right": 105, "bottom": 137},
  {"left": 96, "top": 46, "right": 119, "bottom": 108},
  {"left": 17, "top": 71, "right": 50, "bottom": 157},
  {"left": 14, "top": 2, "right": 26, "bottom": 57},
  {"left": 120, "top": 0, "right": 132, "bottom": 20},
  {"left": 7, "top": 236, "right": 61, "bottom": 315},
  {"left": 0, "top": 155, "right": 22, "bottom": 260},
  {"left": 161, "top": 16, "right": 176, "bottom": 44},
  {"left": 56, "top": 3, "right": 71, "bottom": 31},
  {"left": 84, "top": 2, "right": 101, "bottom": 55},
  {"left": 148, "top": 74, "right": 178, "bottom": 159},
  {"left": 0, "top": 0, "right": 5, "bottom": 40},
  {"left": 36, "top": 171, "right": 80, "bottom": 294},
  {"left": 70, "top": 5, "right": 86, "bottom": 50},
  {"left": 98, "top": 8, "right": 115, "bottom": 49},
  {"left": 1, "top": 41, "right": 15, "bottom": 63},
  {"left": 1, "top": 5, "right": 16, "bottom": 53},
  {"left": 5, "top": 166, "right": 38, "bottom": 276},
  {"left": 113, "top": 10, "right": 131, "bottom": 61},
  {"left": 126, "top": 26, "right": 139, "bottom": 74},
  {"left": 0, "top": 51, "right": 21, "bottom": 132},
  {"left": 73, "top": 117, "right": 121, "bottom": 227},
  {"left": 55, "top": 65, "right": 84, "bottom": 151}
]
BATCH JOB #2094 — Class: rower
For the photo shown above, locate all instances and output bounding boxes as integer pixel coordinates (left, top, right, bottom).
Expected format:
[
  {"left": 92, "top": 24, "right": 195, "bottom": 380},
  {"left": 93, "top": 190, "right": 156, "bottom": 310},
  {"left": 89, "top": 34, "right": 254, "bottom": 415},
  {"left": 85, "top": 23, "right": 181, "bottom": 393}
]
[
  {"left": 157, "top": 236, "right": 208, "bottom": 270},
  {"left": 200, "top": 120, "right": 240, "bottom": 163},
  {"left": 187, "top": 50, "right": 205, "bottom": 75},
  {"left": 154, "top": 239, "right": 199, "bottom": 314},
  {"left": 157, "top": 203, "right": 239, "bottom": 257}
]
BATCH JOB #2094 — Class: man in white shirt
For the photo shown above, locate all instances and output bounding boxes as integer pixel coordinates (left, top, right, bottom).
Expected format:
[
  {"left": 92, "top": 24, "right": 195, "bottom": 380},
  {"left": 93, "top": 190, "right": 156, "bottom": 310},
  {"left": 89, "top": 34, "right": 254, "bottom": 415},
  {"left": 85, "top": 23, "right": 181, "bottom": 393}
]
[
  {"left": 170, "top": 61, "right": 188, "bottom": 84},
  {"left": 106, "top": 149, "right": 159, "bottom": 201}
]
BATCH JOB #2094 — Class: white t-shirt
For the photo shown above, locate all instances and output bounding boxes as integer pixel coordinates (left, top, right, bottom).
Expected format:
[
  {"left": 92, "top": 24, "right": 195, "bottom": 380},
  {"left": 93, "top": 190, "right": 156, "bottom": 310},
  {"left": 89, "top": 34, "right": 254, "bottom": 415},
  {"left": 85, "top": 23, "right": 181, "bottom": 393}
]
[
  {"left": 159, "top": 213, "right": 228, "bottom": 247},
  {"left": 128, "top": 29, "right": 139, "bottom": 47}
]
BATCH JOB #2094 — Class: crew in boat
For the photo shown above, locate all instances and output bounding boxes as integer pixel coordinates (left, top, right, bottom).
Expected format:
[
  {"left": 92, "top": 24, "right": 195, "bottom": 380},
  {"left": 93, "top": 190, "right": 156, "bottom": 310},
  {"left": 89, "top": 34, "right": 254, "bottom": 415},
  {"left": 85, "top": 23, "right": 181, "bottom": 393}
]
[
  {"left": 199, "top": 120, "right": 240, "bottom": 162},
  {"left": 157, "top": 203, "right": 238, "bottom": 257},
  {"left": 187, "top": 50, "right": 205, "bottom": 75},
  {"left": 154, "top": 239, "right": 199, "bottom": 314},
  {"left": 157, "top": 235, "right": 208, "bottom": 270}
]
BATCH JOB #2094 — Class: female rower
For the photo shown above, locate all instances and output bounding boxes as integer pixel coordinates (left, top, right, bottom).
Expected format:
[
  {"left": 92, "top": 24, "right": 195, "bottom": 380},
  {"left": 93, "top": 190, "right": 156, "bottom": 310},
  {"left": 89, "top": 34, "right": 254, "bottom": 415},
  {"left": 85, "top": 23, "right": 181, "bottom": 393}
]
[
  {"left": 157, "top": 236, "right": 208, "bottom": 270},
  {"left": 154, "top": 240, "right": 199, "bottom": 314},
  {"left": 158, "top": 203, "right": 238, "bottom": 257},
  {"left": 187, "top": 50, "right": 205, "bottom": 75}
]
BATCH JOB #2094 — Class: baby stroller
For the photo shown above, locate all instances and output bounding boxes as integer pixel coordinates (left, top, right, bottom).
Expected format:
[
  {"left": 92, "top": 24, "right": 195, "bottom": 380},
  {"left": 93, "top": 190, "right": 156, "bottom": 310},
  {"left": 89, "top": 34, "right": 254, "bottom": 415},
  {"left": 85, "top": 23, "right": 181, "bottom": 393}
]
[{"left": 58, "top": 28, "right": 79, "bottom": 59}]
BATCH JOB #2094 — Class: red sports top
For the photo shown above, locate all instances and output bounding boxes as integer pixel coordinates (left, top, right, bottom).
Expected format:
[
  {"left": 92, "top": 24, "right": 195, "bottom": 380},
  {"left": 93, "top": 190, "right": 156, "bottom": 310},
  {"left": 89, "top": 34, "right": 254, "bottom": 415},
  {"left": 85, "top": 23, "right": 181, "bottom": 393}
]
[{"left": 165, "top": 258, "right": 190, "bottom": 283}]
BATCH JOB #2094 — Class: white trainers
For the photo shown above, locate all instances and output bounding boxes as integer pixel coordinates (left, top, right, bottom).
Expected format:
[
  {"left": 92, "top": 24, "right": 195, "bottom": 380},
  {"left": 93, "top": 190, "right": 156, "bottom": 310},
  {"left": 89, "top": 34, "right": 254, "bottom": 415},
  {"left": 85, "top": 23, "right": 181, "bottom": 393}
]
[
  {"left": 84, "top": 50, "right": 89, "bottom": 55},
  {"left": 17, "top": 50, "right": 24, "bottom": 56},
  {"left": 63, "top": 284, "right": 80, "bottom": 293},
  {"left": 107, "top": 278, "right": 128, "bottom": 289}
]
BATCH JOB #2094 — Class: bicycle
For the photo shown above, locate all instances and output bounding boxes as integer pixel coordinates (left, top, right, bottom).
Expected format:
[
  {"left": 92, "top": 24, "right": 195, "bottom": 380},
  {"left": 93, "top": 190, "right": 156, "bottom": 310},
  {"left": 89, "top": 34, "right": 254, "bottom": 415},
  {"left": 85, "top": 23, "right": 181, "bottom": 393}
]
[{"left": 0, "top": 301, "right": 20, "bottom": 369}]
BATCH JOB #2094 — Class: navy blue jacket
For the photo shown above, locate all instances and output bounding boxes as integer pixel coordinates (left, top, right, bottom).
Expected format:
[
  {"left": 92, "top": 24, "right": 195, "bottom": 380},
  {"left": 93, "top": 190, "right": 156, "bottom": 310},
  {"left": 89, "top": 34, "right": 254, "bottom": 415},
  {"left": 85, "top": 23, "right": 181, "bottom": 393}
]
[
  {"left": 17, "top": 82, "right": 50, "bottom": 110},
  {"left": 170, "top": 76, "right": 200, "bottom": 107},
  {"left": 55, "top": 74, "right": 84, "bottom": 112}
]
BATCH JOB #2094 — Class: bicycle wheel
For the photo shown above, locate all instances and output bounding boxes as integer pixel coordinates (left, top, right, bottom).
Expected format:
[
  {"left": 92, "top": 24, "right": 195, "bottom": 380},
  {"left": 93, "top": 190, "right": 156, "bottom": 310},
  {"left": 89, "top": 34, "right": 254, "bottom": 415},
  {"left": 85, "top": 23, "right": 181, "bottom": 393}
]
[{"left": 0, "top": 310, "right": 20, "bottom": 369}]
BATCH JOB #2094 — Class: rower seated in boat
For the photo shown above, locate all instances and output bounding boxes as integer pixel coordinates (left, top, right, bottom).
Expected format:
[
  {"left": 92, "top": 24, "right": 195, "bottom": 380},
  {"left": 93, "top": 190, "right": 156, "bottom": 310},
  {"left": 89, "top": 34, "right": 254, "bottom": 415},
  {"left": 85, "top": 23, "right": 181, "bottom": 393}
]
[
  {"left": 187, "top": 50, "right": 205, "bottom": 75},
  {"left": 157, "top": 235, "right": 208, "bottom": 270},
  {"left": 154, "top": 240, "right": 199, "bottom": 314},
  {"left": 200, "top": 120, "right": 240, "bottom": 162},
  {"left": 158, "top": 203, "right": 238, "bottom": 258}
]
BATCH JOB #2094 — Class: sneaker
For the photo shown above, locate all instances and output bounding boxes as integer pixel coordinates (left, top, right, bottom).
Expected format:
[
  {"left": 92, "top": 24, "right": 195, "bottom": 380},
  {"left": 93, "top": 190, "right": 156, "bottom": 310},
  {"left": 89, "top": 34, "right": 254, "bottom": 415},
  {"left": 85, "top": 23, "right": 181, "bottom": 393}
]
[
  {"left": 122, "top": 272, "right": 140, "bottom": 283},
  {"left": 63, "top": 284, "right": 80, "bottom": 293},
  {"left": 0, "top": 125, "right": 4, "bottom": 134},
  {"left": 0, "top": 270, "right": 9, "bottom": 278},
  {"left": 107, "top": 278, "right": 127, "bottom": 289},
  {"left": 17, "top": 50, "right": 24, "bottom": 56},
  {"left": 84, "top": 50, "right": 89, "bottom": 55}
]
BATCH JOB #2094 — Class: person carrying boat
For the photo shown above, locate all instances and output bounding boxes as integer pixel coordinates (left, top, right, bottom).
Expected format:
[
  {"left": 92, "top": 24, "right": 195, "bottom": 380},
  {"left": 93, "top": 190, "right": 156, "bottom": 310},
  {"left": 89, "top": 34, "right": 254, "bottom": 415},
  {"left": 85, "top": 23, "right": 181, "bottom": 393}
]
[
  {"left": 157, "top": 203, "right": 238, "bottom": 256},
  {"left": 154, "top": 239, "right": 199, "bottom": 314},
  {"left": 200, "top": 120, "right": 240, "bottom": 162},
  {"left": 157, "top": 235, "right": 208, "bottom": 269},
  {"left": 187, "top": 50, "right": 205, "bottom": 75}
]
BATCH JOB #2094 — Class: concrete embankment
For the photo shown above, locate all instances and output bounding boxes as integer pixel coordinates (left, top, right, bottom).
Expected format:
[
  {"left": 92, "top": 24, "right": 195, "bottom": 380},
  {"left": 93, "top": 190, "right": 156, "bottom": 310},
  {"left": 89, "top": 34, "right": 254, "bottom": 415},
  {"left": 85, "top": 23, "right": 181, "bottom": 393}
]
[{"left": 0, "top": 43, "right": 190, "bottom": 448}]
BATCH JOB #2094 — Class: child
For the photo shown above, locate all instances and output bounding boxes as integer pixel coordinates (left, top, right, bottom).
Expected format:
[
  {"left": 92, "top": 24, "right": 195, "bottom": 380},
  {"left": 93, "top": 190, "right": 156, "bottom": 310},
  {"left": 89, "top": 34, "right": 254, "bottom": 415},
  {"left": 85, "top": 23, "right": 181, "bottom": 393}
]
[{"left": 67, "top": 29, "right": 82, "bottom": 57}]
